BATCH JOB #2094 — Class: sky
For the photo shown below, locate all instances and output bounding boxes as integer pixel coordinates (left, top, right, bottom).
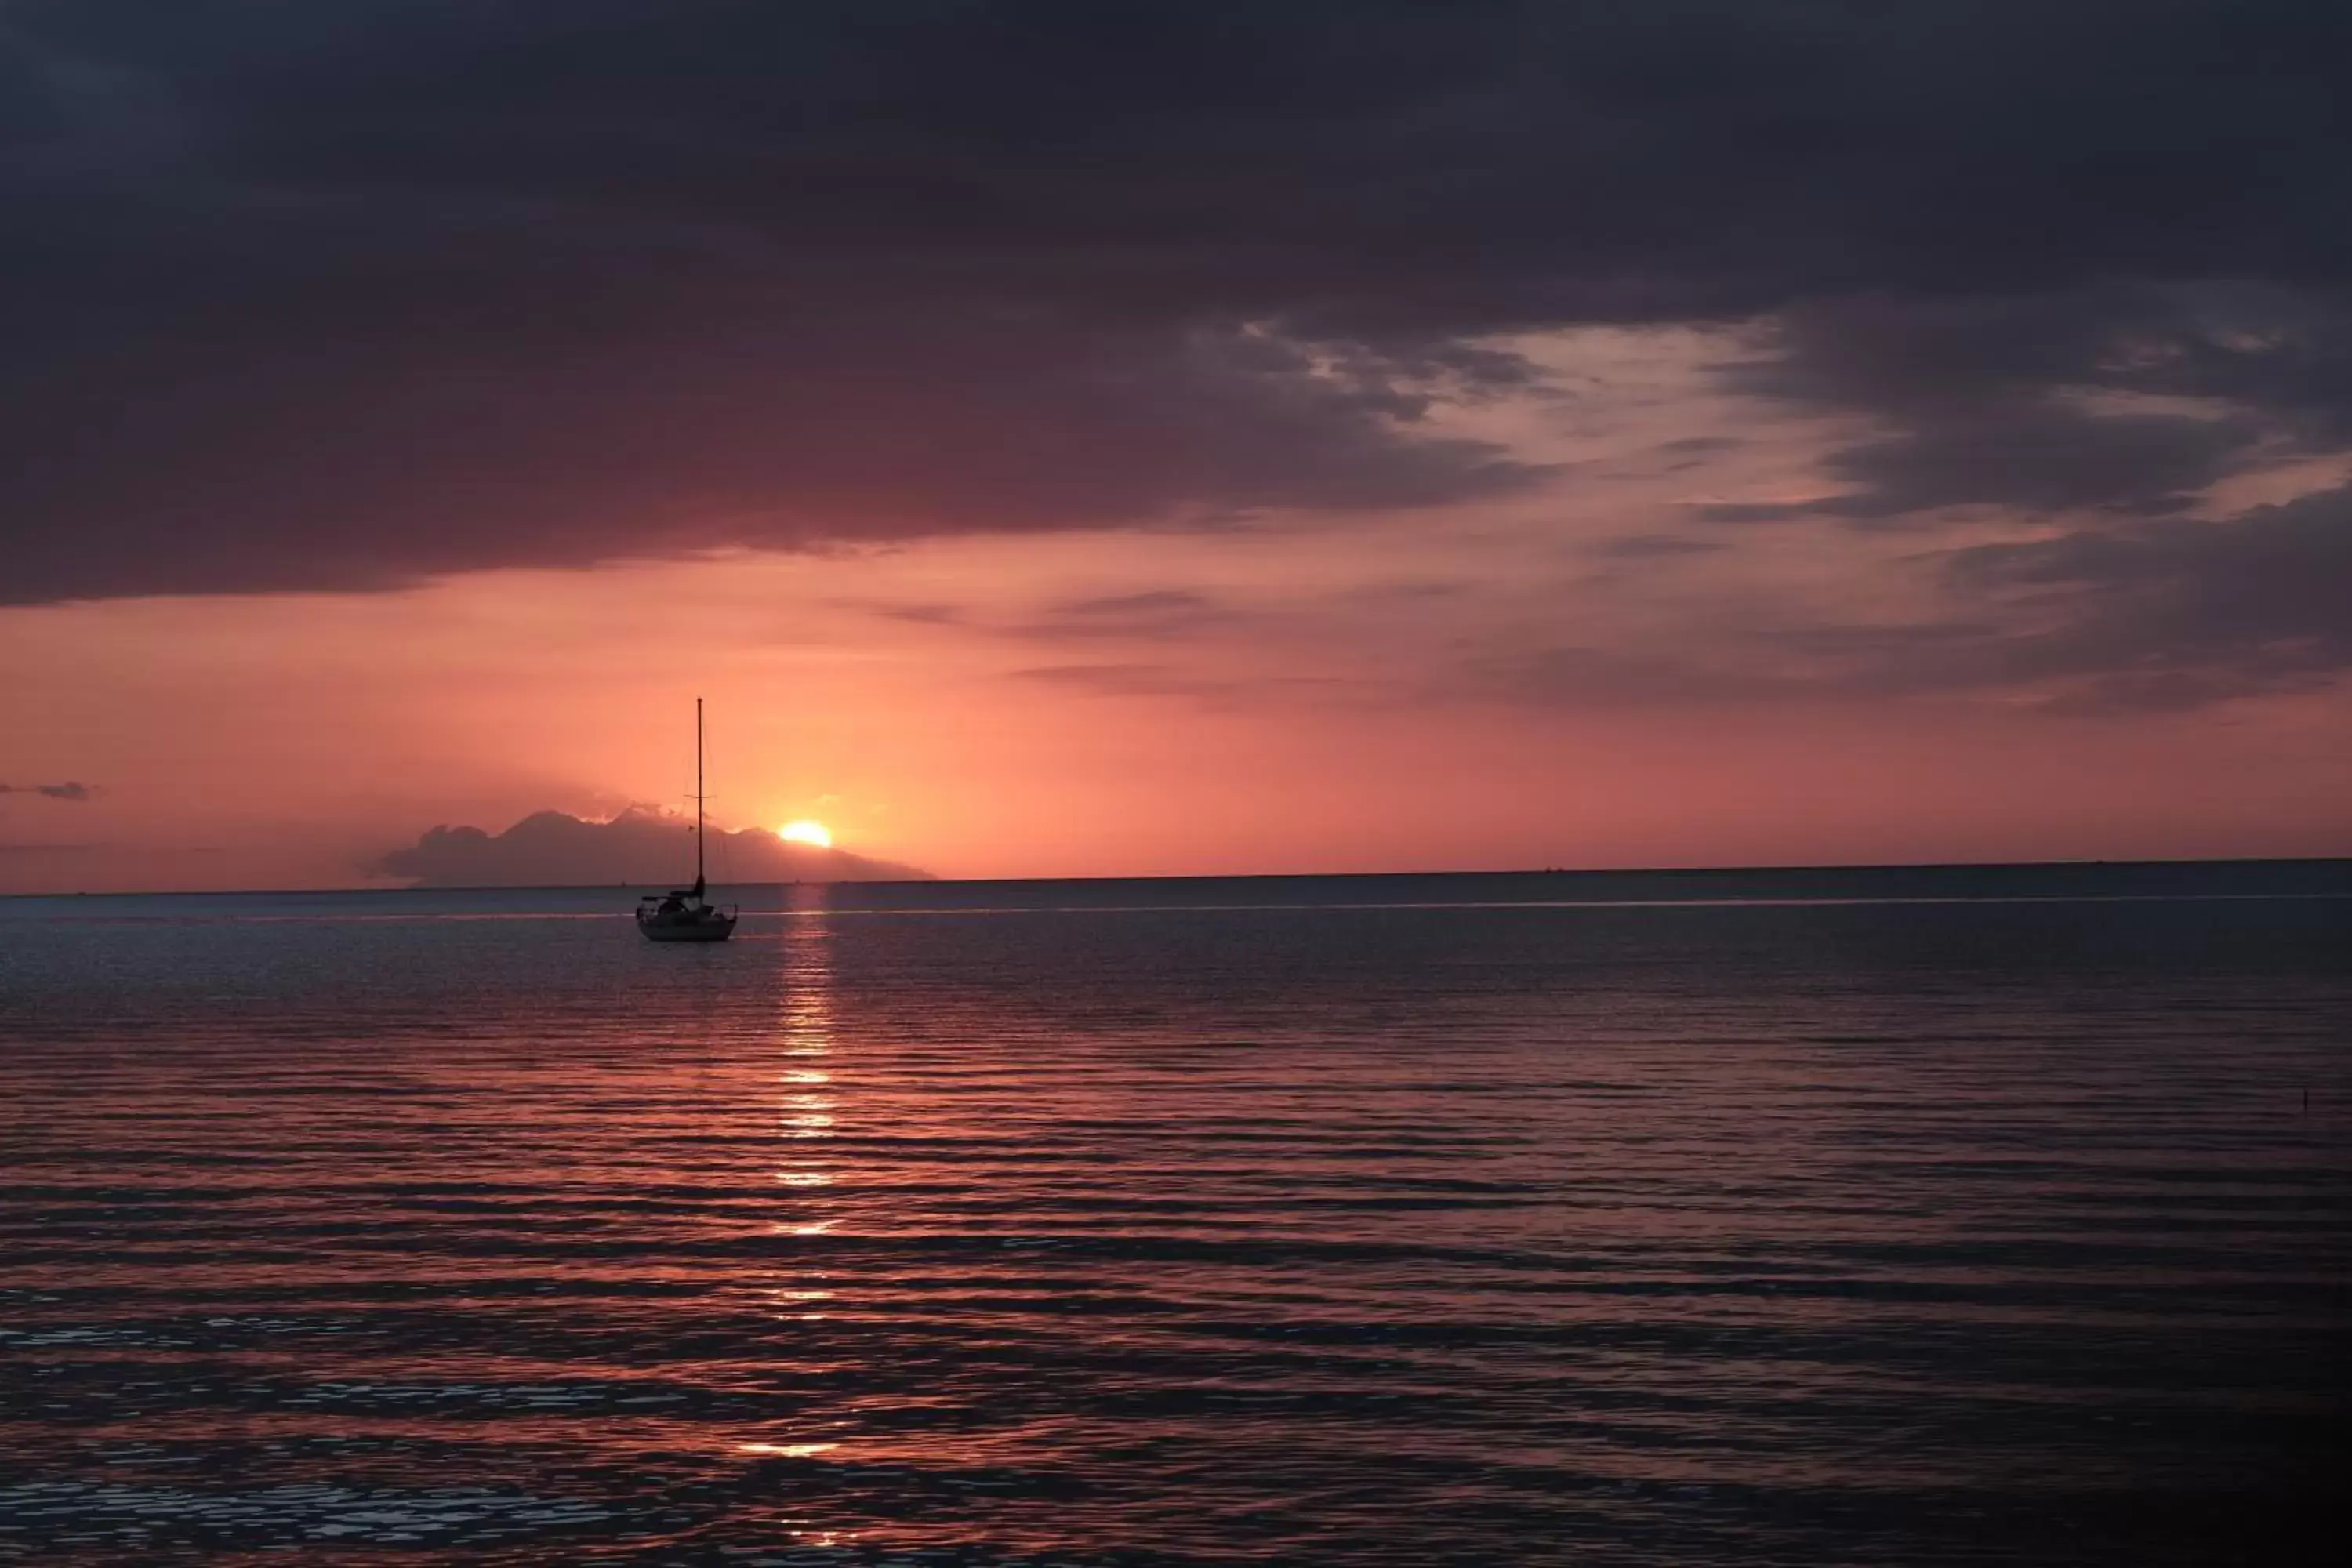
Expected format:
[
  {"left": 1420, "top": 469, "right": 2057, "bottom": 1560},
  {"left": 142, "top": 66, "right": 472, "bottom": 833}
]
[{"left": 4, "top": 1, "right": 2350, "bottom": 891}]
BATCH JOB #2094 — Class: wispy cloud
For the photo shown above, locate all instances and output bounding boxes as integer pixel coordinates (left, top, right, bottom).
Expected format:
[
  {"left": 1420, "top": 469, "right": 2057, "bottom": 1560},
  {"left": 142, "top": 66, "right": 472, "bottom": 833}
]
[
  {"left": 0, "top": 781, "right": 97, "bottom": 801},
  {"left": 1016, "top": 590, "right": 1259, "bottom": 643},
  {"left": 1010, "top": 662, "right": 1362, "bottom": 708}
]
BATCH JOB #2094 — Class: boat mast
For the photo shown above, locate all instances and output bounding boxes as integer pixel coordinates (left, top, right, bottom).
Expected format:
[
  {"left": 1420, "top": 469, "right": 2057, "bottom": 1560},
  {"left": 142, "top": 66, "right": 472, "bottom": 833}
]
[{"left": 694, "top": 696, "right": 706, "bottom": 900}]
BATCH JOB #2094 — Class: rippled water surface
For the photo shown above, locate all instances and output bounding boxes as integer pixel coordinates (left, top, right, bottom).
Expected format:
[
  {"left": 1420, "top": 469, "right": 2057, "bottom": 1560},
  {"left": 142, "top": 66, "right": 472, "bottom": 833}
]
[{"left": 4, "top": 866, "right": 2348, "bottom": 1565}]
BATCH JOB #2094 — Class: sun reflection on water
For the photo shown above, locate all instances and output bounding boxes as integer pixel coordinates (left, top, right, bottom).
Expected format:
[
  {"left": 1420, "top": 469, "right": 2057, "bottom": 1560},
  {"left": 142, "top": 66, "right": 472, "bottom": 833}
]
[{"left": 743, "top": 884, "right": 851, "bottom": 1470}]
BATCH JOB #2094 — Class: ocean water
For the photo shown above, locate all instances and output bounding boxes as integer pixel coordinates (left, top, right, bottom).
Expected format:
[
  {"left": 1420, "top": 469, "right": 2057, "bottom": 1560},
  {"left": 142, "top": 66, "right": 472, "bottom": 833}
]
[{"left": 2, "top": 863, "right": 2347, "bottom": 1566}]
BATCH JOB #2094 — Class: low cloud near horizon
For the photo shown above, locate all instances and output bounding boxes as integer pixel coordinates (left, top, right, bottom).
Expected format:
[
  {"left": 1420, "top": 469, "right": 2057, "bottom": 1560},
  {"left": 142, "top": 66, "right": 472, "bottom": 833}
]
[{"left": 374, "top": 808, "right": 931, "bottom": 889}]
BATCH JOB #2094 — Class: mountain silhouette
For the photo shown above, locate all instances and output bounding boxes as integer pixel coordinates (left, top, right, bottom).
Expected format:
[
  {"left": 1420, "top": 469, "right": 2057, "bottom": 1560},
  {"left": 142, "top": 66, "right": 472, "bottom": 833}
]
[{"left": 374, "top": 807, "right": 929, "bottom": 887}]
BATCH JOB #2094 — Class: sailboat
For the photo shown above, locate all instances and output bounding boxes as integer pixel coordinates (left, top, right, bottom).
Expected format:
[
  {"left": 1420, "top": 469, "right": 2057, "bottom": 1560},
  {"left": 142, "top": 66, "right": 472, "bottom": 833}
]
[{"left": 635, "top": 698, "right": 740, "bottom": 942}]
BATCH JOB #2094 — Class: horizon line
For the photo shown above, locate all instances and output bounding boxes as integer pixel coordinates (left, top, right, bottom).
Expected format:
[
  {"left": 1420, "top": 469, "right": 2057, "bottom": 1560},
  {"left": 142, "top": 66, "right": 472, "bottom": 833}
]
[{"left": 5, "top": 851, "right": 2349, "bottom": 902}]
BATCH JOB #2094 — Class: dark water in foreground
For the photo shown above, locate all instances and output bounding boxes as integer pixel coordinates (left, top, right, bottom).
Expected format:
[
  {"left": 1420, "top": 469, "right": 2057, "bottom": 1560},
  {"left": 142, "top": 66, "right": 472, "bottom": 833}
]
[{"left": 3, "top": 864, "right": 2348, "bottom": 1565}]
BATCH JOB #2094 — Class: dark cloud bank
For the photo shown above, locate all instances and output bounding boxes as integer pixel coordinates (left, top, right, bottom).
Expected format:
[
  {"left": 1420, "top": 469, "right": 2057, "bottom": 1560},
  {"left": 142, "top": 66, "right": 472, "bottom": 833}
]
[
  {"left": 4, "top": 2, "right": 2350, "bottom": 706},
  {"left": 375, "top": 808, "right": 927, "bottom": 888}
]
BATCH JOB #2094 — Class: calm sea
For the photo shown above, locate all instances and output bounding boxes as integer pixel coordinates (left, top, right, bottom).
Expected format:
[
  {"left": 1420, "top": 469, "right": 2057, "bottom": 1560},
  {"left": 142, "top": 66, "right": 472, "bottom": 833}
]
[{"left": 3, "top": 864, "right": 2348, "bottom": 1565}]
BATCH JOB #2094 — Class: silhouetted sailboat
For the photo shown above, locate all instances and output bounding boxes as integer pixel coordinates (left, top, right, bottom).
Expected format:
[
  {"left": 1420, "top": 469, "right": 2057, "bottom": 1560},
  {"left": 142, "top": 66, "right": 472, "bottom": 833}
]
[{"left": 636, "top": 699, "right": 739, "bottom": 943}]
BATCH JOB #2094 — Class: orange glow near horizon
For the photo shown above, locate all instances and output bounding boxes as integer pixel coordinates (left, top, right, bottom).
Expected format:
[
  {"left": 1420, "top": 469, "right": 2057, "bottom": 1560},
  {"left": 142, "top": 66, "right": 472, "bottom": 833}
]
[
  {"left": 3, "top": 536, "right": 2347, "bottom": 896},
  {"left": 778, "top": 820, "right": 835, "bottom": 848}
]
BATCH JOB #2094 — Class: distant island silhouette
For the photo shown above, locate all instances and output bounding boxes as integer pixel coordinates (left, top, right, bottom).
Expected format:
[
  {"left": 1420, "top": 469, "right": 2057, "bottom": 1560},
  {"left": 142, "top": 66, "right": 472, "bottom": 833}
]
[{"left": 373, "top": 807, "right": 930, "bottom": 887}]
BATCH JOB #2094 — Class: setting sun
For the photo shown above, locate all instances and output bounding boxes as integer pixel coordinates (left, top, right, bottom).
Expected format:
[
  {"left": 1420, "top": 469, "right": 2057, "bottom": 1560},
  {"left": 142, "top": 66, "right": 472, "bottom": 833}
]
[{"left": 777, "top": 819, "right": 833, "bottom": 848}]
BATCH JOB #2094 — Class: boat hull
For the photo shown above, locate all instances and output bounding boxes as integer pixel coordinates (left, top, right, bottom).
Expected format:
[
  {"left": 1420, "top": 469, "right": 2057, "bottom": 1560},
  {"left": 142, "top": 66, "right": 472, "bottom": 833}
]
[{"left": 637, "top": 913, "right": 738, "bottom": 942}]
